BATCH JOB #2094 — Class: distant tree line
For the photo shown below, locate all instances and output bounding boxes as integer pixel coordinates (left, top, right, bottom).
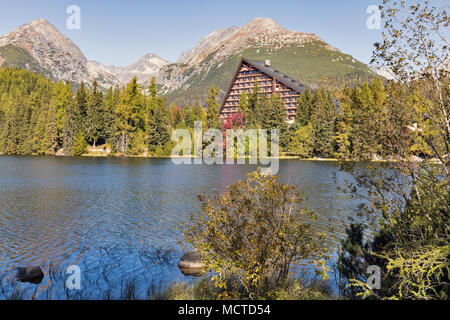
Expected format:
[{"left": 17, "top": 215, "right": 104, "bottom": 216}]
[
  {"left": 227, "top": 77, "right": 444, "bottom": 160},
  {"left": 0, "top": 66, "right": 444, "bottom": 159}
]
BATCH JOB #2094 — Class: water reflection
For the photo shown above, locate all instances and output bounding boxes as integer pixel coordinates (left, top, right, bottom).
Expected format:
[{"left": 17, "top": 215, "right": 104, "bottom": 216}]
[{"left": 0, "top": 156, "right": 365, "bottom": 298}]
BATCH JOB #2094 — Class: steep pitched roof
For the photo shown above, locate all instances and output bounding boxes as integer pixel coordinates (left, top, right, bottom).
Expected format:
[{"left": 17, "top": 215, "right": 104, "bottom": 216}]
[
  {"left": 242, "top": 58, "right": 308, "bottom": 94},
  {"left": 220, "top": 58, "right": 308, "bottom": 112}
]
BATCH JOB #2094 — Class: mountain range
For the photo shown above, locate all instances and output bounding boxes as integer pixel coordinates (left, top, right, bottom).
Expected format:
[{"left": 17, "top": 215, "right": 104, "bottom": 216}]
[{"left": 0, "top": 17, "right": 378, "bottom": 105}]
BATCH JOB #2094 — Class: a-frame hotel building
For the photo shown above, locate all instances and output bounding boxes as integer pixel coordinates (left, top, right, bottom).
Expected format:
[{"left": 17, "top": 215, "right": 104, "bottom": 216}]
[{"left": 219, "top": 58, "right": 308, "bottom": 124}]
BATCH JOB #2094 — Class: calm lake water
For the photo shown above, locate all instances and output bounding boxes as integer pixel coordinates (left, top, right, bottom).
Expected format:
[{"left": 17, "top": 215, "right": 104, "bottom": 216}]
[{"left": 0, "top": 156, "right": 365, "bottom": 299}]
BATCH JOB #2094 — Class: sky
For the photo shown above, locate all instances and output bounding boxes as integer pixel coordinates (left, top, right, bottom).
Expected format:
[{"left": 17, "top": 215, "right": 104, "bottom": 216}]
[{"left": 0, "top": 0, "right": 446, "bottom": 66}]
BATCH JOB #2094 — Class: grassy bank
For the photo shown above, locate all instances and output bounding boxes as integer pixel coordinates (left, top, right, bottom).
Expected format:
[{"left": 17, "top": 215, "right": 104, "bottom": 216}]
[{"left": 0, "top": 273, "right": 334, "bottom": 300}]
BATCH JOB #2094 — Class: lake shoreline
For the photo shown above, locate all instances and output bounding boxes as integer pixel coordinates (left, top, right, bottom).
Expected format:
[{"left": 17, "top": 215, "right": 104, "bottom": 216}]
[{"left": 1, "top": 152, "right": 435, "bottom": 163}]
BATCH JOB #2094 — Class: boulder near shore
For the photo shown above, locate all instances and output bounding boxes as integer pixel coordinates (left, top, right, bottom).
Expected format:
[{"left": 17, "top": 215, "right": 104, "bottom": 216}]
[
  {"left": 178, "top": 251, "right": 204, "bottom": 277},
  {"left": 16, "top": 266, "right": 44, "bottom": 284}
]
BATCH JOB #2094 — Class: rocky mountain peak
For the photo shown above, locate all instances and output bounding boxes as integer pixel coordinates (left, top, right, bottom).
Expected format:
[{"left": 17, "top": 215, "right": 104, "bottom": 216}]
[
  {"left": 0, "top": 18, "right": 118, "bottom": 88},
  {"left": 177, "top": 26, "right": 239, "bottom": 64},
  {"left": 5, "top": 18, "right": 86, "bottom": 63},
  {"left": 240, "top": 17, "right": 283, "bottom": 33},
  {"left": 95, "top": 52, "right": 169, "bottom": 84},
  {"left": 138, "top": 53, "right": 168, "bottom": 65}
]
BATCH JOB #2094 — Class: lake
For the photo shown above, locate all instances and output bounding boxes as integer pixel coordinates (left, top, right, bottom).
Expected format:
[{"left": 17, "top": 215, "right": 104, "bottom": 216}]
[{"left": 0, "top": 156, "right": 364, "bottom": 299}]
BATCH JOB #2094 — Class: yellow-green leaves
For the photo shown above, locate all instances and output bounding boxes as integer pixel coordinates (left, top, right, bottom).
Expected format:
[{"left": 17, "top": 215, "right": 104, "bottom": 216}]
[{"left": 181, "top": 169, "right": 328, "bottom": 299}]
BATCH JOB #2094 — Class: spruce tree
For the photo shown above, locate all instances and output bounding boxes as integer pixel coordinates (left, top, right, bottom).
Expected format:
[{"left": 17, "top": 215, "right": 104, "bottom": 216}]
[
  {"left": 147, "top": 81, "right": 170, "bottom": 153},
  {"left": 184, "top": 105, "right": 194, "bottom": 128},
  {"left": 295, "top": 87, "right": 314, "bottom": 126},
  {"left": 247, "top": 82, "right": 262, "bottom": 128},
  {"left": 86, "top": 80, "right": 105, "bottom": 147},
  {"left": 114, "top": 77, "right": 145, "bottom": 154},
  {"left": 192, "top": 98, "right": 204, "bottom": 124},
  {"left": 205, "top": 85, "right": 220, "bottom": 129},
  {"left": 311, "top": 88, "right": 336, "bottom": 158},
  {"left": 262, "top": 94, "right": 289, "bottom": 148}
]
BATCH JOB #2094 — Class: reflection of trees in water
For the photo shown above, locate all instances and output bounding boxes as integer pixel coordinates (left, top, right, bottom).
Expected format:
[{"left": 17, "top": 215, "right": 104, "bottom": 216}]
[{"left": 0, "top": 244, "right": 179, "bottom": 300}]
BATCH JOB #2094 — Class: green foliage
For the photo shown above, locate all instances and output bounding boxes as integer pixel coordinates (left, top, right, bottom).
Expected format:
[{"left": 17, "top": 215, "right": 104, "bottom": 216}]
[
  {"left": 246, "top": 82, "right": 263, "bottom": 128},
  {"left": 262, "top": 94, "right": 289, "bottom": 148},
  {"left": 0, "top": 68, "right": 174, "bottom": 157},
  {"left": 165, "top": 41, "right": 376, "bottom": 107},
  {"left": 73, "top": 131, "right": 87, "bottom": 156},
  {"left": 295, "top": 88, "right": 313, "bottom": 126},
  {"left": 147, "top": 78, "right": 170, "bottom": 154},
  {"left": 85, "top": 80, "right": 105, "bottom": 146},
  {"left": 337, "top": 1, "right": 450, "bottom": 300},
  {"left": 289, "top": 123, "right": 314, "bottom": 158},
  {"left": 114, "top": 77, "right": 144, "bottom": 154},
  {"left": 182, "top": 169, "right": 329, "bottom": 299},
  {"left": 311, "top": 88, "right": 336, "bottom": 158},
  {"left": 205, "top": 85, "right": 220, "bottom": 129}
]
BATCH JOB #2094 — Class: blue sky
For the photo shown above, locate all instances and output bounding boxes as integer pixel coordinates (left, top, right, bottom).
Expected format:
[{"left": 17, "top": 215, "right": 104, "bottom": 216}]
[{"left": 0, "top": 0, "right": 444, "bottom": 66}]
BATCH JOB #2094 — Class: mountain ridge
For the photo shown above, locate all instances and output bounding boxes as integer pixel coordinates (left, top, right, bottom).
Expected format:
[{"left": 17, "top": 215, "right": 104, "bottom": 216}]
[
  {"left": 0, "top": 17, "right": 378, "bottom": 102},
  {"left": 0, "top": 18, "right": 118, "bottom": 89}
]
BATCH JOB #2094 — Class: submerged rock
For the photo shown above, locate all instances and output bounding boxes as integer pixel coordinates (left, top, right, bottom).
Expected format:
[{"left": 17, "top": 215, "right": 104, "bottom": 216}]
[
  {"left": 178, "top": 251, "right": 204, "bottom": 277},
  {"left": 16, "top": 266, "right": 44, "bottom": 284}
]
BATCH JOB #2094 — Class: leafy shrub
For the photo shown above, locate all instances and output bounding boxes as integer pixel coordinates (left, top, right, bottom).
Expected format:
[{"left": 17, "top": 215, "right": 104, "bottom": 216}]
[{"left": 182, "top": 169, "right": 329, "bottom": 299}]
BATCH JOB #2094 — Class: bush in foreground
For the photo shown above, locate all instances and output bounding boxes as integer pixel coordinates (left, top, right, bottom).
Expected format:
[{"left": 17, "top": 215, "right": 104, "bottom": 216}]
[{"left": 181, "top": 169, "right": 329, "bottom": 299}]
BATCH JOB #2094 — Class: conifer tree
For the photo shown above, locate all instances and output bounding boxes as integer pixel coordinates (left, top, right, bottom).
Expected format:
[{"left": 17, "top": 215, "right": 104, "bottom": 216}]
[
  {"left": 62, "top": 82, "right": 88, "bottom": 155},
  {"left": 289, "top": 123, "right": 314, "bottom": 158},
  {"left": 205, "top": 85, "right": 220, "bottom": 129},
  {"left": 238, "top": 92, "right": 249, "bottom": 123},
  {"left": 262, "top": 94, "right": 289, "bottom": 148},
  {"left": 52, "top": 81, "right": 74, "bottom": 148},
  {"left": 173, "top": 108, "right": 183, "bottom": 128},
  {"left": 311, "top": 88, "right": 336, "bottom": 158},
  {"left": 192, "top": 98, "right": 204, "bottom": 124},
  {"left": 44, "top": 104, "right": 59, "bottom": 154},
  {"left": 295, "top": 87, "right": 314, "bottom": 126},
  {"left": 184, "top": 105, "right": 194, "bottom": 128},
  {"left": 114, "top": 77, "right": 144, "bottom": 154},
  {"left": 247, "top": 82, "right": 262, "bottom": 128},
  {"left": 103, "top": 85, "right": 120, "bottom": 148},
  {"left": 86, "top": 80, "right": 105, "bottom": 147},
  {"left": 147, "top": 82, "right": 170, "bottom": 153}
]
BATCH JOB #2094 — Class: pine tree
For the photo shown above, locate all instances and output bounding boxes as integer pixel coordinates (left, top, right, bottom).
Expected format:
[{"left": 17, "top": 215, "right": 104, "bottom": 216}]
[
  {"left": 295, "top": 87, "right": 314, "bottom": 126},
  {"left": 184, "top": 105, "right": 194, "bottom": 128},
  {"left": 205, "top": 85, "right": 220, "bottom": 129},
  {"left": 114, "top": 77, "right": 145, "bottom": 154},
  {"left": 85, "top": 80, "right": 105, "bottom": 147},
  {"left": 238, "top": 92, "right": 249, "bottom": 123},
  {"left": 192, "top": 98, "right": 204, "bottom": 124},
  {"left": 103, "top": 86, "right": 119, "bottom": 149},
  {"left": 247, "top": 82, "right": 262, "bottom": 128},
  {"left": 63, "top": 82, "right": 88, "bottom": 155},
  {"left": 52, "top": 81, "right": 74, "bottom": 149},
  {"left": 173, "top": 108, "right": 183, "bottom": 128},
  {"left": 73, "top": 131, "right": 87, "bottom": 156},
  {"left": 147, "top": 83, "right": 170, "bottom": 153},
  {"left": 262, "top": 94, "right": 289, "bottom": 148},
  {"left": 44, "top": 104, "right": 59, "bottom": 154},
  {"left": 311, "top": 88, "right": 336, "bottom": 158},
  {"left": 289, "top": 123, "right": 314, "bottom": 158},
  {"left": 334, "top": 86, "right": 352, "bottom": 159}
]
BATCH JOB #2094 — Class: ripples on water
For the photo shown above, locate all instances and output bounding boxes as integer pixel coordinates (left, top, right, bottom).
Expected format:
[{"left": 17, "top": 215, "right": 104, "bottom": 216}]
[{"left": 0, "top": 156, "right": 364, "bottom": 299}]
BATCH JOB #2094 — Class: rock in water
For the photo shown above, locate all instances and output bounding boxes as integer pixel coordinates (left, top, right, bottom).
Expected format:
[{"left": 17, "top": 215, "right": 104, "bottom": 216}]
[
  {"left": 16, "top": 266, "right": 44, "bottom": 284},
  {"left": 178, "top": 251, "right": 204, "bottom": 277}
]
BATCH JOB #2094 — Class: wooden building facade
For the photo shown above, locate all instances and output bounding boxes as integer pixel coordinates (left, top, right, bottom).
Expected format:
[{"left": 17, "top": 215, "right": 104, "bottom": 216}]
[{"left": 219, "top": 58, "right": 308, "bottom": 124}]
